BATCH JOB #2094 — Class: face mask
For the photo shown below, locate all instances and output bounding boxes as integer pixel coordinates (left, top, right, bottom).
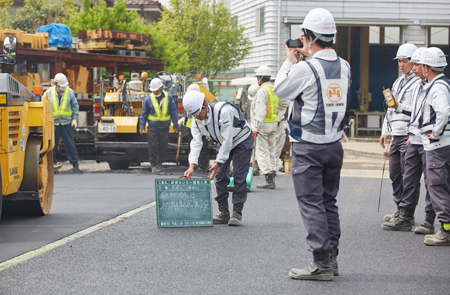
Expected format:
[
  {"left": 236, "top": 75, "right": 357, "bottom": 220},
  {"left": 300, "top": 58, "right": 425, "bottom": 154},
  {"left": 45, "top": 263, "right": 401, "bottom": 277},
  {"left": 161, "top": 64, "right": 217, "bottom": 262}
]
[
  {"left": 58, "top": 85, "right": 67, "bottom": 92},
  {"left": 154, "top": 92, "right": 162, "bottom": 98}
]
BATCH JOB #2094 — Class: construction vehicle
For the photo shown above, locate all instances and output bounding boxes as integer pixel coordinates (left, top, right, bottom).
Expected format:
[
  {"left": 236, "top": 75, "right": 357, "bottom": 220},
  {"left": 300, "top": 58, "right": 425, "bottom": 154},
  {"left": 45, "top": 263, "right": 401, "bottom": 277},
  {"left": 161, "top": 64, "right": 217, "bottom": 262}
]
[
  {"left": 0, "top": 36, "right": 55, "bottom": 219},
  {"left": 70, "top": 71, "right": 216, "bottom": 169}
]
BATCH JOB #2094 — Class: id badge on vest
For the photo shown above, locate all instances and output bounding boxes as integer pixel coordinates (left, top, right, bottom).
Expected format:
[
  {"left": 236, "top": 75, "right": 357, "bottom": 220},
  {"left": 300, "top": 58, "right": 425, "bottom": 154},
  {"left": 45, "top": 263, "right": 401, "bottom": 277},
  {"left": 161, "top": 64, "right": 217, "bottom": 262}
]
[{"left": 320, "top": 78, "right": 348, "bottom": 113}]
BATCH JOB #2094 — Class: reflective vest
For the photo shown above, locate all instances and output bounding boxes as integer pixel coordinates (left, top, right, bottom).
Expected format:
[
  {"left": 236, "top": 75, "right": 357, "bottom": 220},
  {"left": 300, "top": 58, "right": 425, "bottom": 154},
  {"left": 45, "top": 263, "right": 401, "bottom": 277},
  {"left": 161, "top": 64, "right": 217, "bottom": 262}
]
[
  {"left": 148, "top": 92, "right": 171, "bottom": 121},
  {"left": 186, "top": 118, "right": 193, "bottom": 128},
  {"left": 260, "top": 85, "right": 279, "bottom": 123},
  {"left": 51, "top": 86, "right": 72, "bottom": 117}
]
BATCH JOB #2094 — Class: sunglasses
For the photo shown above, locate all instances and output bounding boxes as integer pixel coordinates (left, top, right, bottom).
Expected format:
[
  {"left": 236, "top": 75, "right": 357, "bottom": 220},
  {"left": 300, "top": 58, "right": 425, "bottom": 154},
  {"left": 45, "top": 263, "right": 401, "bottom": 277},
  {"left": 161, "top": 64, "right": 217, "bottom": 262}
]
[{"left": 190, "top": 106, "right": 205, "bottom": 118}]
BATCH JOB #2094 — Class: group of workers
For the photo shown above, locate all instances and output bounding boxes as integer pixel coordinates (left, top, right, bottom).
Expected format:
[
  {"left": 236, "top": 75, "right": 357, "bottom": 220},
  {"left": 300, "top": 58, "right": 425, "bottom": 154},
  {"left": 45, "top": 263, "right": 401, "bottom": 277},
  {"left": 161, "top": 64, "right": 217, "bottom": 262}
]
[
  {"left": 45, "top": 7, "right": 450, "bottom": 283},
  {"left": 379, "top": 43, "right": 450, "bottom": 249}
]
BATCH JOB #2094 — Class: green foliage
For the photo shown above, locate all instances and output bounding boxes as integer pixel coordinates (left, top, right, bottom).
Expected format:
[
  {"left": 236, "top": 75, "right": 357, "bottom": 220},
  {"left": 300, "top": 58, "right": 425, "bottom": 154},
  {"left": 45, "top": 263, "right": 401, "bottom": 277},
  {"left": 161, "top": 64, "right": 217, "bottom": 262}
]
[
  {"left": 0, "top": 0, "right": 13, "bottom": 30},
  {"left": 158, "top": 0, "right": 252, "bottom": 77},
  {"left": 66, "top": 0, "right": 148, "bottom": 35},
  {"left": 10, "top": 0, "right": 77, "bottom": 33}
]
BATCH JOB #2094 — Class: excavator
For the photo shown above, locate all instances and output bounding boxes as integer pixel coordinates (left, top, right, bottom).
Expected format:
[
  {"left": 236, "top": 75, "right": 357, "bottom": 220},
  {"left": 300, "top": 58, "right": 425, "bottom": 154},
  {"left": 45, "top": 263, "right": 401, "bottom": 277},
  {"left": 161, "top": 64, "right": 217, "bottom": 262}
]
[{"left": 0, "top": 36, "right": 55, "bottom": 219}]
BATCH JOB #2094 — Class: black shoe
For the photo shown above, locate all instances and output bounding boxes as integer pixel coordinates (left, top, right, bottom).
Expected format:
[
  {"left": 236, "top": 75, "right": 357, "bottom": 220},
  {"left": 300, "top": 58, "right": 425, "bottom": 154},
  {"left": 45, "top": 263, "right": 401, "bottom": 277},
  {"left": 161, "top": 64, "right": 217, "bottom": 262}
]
[{"left": 213, "top": 199, "right": 230, "bottom": 224}]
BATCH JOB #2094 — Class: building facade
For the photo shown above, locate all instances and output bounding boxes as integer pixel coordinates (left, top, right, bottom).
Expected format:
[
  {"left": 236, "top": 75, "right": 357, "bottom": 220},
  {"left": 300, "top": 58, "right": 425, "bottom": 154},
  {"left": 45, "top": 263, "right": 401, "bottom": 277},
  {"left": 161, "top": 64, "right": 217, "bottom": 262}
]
[{"left": 225, "top": 0, "right": 450, "bottom": 111}]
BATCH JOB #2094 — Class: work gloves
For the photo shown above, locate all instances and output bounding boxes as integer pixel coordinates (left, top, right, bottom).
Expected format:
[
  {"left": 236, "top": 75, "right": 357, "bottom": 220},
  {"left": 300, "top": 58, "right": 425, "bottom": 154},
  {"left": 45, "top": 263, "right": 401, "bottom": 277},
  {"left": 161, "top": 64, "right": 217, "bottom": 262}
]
[{"left": 71, "top": 119, "right": 77, "bottom": 129}]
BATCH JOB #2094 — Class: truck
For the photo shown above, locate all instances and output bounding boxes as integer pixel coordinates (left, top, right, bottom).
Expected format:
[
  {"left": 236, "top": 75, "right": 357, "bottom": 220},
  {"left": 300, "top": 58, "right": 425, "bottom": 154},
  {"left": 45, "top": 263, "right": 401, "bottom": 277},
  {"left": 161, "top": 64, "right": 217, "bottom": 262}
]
[{"left": 0, "top": 36, "right": 55, "bottom": 219}]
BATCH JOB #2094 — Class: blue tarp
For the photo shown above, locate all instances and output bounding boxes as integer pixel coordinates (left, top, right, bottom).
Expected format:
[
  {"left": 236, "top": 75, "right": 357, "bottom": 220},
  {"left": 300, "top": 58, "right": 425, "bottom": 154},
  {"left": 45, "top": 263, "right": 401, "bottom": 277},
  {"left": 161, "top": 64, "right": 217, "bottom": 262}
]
[{"left": 37, "top": 24, "right": 72, "bottom": 48}]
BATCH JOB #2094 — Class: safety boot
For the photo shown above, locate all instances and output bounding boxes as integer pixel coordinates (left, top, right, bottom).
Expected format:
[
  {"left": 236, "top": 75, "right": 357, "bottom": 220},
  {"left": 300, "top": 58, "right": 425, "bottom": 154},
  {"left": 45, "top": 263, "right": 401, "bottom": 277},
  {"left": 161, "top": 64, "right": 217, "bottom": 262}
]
[
  {"left": 228, "top": 203, "right": 243, "bottom": 226},
  {"left": 73, "top": 162, "right": 79, "bottom": 169},
  {"left": 424, "top": 225, "right": 450, "bottom": 246},
  {"left": 289, "top": 251, "right": 334, "bottom": 281},
  {"left": 330, "top": 246, "right": 339, "bottom": 276},
  {"left": 415, "top": 211, "right": 436, "bottom": 235},
  {"left": 384, "top": 208, "right": 400, "bottom": 222},
  {"left": 381, "top": 207, "right": 413, "bottom": 231},
  {"left": 256, "top": 172, "right": 276, "bottom": 189},
  {"left": 213, "top": 199, "right": 230, "bottom": 224}
]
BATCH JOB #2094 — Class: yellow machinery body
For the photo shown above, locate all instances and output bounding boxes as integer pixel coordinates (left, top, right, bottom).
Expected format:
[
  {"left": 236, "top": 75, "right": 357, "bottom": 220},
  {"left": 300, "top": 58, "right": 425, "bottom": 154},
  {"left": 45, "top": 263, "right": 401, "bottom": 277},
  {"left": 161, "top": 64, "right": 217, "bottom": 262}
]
[{"left": 0, "top": 74, "right": 55, "bottom": 218}]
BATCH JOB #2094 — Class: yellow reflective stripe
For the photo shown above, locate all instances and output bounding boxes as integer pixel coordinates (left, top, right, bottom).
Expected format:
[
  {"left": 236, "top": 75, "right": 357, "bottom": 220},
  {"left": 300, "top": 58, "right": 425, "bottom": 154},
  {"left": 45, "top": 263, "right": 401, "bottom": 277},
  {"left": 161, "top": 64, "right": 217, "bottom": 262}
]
[
  {"left": 261, "top": 85, "right": 279, "bottom": 123},
  {"left": 148, "top": 91, "right": 170, "bottom": 121},
  {"left": 186, "top": 118, "right": 192, "bottom": 128},
  {"left": 51, "top": 87, "right": 72, "bottom": 117},
  {"left": 444, "top": 223, "right": 450, "bottom": 231}
]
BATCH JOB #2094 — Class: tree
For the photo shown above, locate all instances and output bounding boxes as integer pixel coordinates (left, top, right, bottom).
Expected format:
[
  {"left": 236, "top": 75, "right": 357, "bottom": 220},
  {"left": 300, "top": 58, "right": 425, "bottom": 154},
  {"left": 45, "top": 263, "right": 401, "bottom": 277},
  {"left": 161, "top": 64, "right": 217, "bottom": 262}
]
[
  {"left": 66, "top": 0, "right": 148, "bottom": 35},
  {"left": 158, "top": 0, "right": 252, "bottom": 77},
  {"left": 0, "top": 0, "right": 12, "bottom": 30},
  {"left": 10, "top": 0, "right": 77, "bottom": 33}
]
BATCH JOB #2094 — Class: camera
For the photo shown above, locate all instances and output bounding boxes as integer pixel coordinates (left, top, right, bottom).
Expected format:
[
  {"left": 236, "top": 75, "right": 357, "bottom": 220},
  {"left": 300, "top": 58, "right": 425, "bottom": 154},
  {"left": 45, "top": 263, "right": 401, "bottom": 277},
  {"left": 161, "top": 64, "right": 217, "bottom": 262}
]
[{"left": 285, "top": 39, "right": 303, "bottom": 48}]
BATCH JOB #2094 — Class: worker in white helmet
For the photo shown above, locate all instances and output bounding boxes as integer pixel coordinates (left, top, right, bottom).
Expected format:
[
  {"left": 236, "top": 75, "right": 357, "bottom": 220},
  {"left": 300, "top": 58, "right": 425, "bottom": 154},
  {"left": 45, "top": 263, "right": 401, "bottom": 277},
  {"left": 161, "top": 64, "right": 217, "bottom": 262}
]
[
  {"left": 380, "top": 43, "right": 421, "bottom": 227},
  {"left": 273, "top": 8, "right": 351, "bottom": 281},
  {"left": 253, "top": 65, "right": 288, "bottom": 189},
  {"left": 415, "top": 47, "right": 450, "bottom": 246},
  {"left": 139, "top": 77, "right": 179, "bottom": 173},
  {"left": 183, "top": 90, "right": 253, "bottom": 226},
  {"left": 382, "top": 47, "right": 434, "bottom": 233},
  {"left": 178, "top": 83, "right": 209, "bottom": 172},
  {"left": 42, "top": 73, "right": 81, "bottom": 171}
]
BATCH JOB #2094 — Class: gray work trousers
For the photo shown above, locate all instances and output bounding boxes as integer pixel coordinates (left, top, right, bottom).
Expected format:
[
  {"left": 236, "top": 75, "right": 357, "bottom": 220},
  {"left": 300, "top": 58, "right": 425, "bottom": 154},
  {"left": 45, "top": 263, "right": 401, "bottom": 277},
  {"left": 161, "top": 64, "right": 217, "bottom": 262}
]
[
  {"left": 389, "top": 135, "right": 408, "bottom": 205},
  {"left": 214, "top": 134, "right": 254, "bottom": 205},
  {"left": 147, "top": 127, "right": 169, "bottom": 167},
  {"left": 291, "top": 141, "right": 343, "bottom": 253},
  {"left": 425, "top": 146, "right": 450, "bottom": 224},
  {"left": 399, "top": 144, "right": 433, "bottom": 212}
]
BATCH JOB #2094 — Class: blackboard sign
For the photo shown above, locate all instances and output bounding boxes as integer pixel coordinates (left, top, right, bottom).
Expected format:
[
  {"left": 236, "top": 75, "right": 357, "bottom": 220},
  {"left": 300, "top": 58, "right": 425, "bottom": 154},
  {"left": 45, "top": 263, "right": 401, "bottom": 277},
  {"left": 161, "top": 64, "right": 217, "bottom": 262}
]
[{"left": 155, "top": 178, "right": 213, "bottom": 228}]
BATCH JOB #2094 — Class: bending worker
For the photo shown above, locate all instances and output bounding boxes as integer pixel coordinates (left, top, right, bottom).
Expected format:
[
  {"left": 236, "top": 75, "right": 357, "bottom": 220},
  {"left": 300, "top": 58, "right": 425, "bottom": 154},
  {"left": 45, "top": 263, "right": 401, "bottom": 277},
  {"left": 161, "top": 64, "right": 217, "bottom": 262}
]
[
  {"left": 274, "top": 8, "right": 351, "bottom": 281},
  {"left": 42, "top": 73, "right": 81, "bottom": 171},
  {"left": 183, "top": 91, "right": 253, "bottom": 226},
  {"left": 253, "top": 65, "right": 286, "bottom": 189},
  {"left": 139, "top": 78, "right": 179, "bottom": 173}
]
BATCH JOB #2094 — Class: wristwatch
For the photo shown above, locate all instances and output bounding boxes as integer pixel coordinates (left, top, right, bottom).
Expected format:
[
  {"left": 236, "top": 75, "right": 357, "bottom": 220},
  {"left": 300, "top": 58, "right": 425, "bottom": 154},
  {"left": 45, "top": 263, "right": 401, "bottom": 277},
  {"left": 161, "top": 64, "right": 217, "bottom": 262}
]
[{"left": 215, "top": 161, "right": 222, "bottom": 167}]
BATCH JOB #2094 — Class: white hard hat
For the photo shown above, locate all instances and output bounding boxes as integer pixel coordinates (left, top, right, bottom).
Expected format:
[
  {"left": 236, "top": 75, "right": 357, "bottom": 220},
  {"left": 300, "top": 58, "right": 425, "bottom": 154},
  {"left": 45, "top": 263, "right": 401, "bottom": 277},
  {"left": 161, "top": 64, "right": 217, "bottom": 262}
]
[
  {"left": 183, "top": 91, "right": 205, "bottom": 117},
  {"left": 418, "top": 47, "right": 448, "bottom": 68},
  {"left": 409, "top": 47, "right": 426, "bottom": 63},
  {"left": 187, "top": 84, "right": 200, "bottom": 92},
  {"left": 394, "top": 43, "right": 417, "bottom": 60},
  {"left": 150, "top": 78, "right": 163, "bottom": 92},
  {"left": 54, "top": 73, "right": 69, "bottom": 87},
  {"left": 255, "top": 65, "right": 272, "bottom": 77},
  {"left": 300, "top": 8, "right": 337, "bottom": 35},
  {"left": 247, "top": 84, "right": 259, "bottom": 101}
]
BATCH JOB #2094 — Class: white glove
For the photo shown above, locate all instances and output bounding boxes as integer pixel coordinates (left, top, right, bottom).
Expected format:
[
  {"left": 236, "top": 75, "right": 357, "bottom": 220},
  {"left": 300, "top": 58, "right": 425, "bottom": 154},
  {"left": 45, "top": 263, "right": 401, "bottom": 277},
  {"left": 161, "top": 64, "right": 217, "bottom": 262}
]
[
  {"left": 71, "top": 119, "right": 77, "bottom": 129},
  {"left": 178, "top": 117, "right": 185, "bottom": 126}
]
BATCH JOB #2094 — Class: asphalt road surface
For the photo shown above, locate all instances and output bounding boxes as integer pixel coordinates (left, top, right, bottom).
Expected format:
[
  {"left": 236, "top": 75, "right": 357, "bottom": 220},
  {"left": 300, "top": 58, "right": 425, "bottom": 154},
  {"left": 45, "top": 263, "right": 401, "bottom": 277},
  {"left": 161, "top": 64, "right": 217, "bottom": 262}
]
[{"left": 0, "top": 162, "right": 449, "bottom": 294}]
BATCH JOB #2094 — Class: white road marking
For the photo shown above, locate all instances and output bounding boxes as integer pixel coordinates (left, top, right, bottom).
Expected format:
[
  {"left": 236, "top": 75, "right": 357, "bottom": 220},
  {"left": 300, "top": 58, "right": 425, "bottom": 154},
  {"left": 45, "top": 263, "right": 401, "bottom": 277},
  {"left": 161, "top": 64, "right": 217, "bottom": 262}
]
[{"left": 0, "top": 202, "right": 156, "bottom": 272}]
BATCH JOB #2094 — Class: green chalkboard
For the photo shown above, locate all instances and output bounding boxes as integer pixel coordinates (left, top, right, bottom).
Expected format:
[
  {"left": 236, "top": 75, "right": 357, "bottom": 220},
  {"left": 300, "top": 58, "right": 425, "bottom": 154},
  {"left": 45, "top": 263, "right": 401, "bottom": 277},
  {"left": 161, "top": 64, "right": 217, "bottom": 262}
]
[{"left": 155, "top": 178, "right": 213, "bottom": 228}]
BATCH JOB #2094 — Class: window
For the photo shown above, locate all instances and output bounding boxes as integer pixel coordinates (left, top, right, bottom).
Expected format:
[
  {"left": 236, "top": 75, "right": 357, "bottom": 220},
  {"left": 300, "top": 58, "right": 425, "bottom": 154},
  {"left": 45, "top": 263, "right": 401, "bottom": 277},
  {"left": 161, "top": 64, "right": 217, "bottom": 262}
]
[
  {"left": 290, "top": 24, "right": 302, "bottom": 39},
  {"left": 384, "top": 27, "right": 400, "bottom": 44},
  {"left": 369, "top": 26, "right": 400, "bottom": 45},
  {"left": 430, "top": 27, "right": 449, "bottom": 45},
  {"left": 255, "top": 7, "right": 265, "bottom": 35},
  {"left": 231, "top": 16, "right": 238, "bottom": 29},
  {"left": 369, "top": 26, "right": 381, "bottom": 44}
]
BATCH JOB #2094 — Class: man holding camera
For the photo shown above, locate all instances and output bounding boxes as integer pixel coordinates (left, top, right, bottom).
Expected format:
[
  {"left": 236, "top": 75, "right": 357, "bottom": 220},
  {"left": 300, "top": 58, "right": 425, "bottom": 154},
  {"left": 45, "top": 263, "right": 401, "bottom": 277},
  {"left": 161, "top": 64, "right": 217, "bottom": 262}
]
[{"left": 273, "top": 8, "right": 351, "bottom": 281}]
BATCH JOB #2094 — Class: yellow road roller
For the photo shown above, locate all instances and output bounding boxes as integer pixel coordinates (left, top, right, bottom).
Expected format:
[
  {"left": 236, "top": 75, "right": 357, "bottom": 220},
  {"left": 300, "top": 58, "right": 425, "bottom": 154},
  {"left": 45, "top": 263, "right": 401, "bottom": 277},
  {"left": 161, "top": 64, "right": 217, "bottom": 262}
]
[{"left": 0, "top": 38, "right": 55, "bottom": 219}]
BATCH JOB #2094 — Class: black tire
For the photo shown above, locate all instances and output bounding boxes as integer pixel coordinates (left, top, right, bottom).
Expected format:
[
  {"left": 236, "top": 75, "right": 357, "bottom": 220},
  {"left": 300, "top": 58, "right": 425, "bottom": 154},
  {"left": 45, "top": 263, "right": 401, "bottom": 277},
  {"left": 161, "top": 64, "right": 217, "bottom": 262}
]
[{"left": 108, "top": 160, "right": 130, "bottom": 170}]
